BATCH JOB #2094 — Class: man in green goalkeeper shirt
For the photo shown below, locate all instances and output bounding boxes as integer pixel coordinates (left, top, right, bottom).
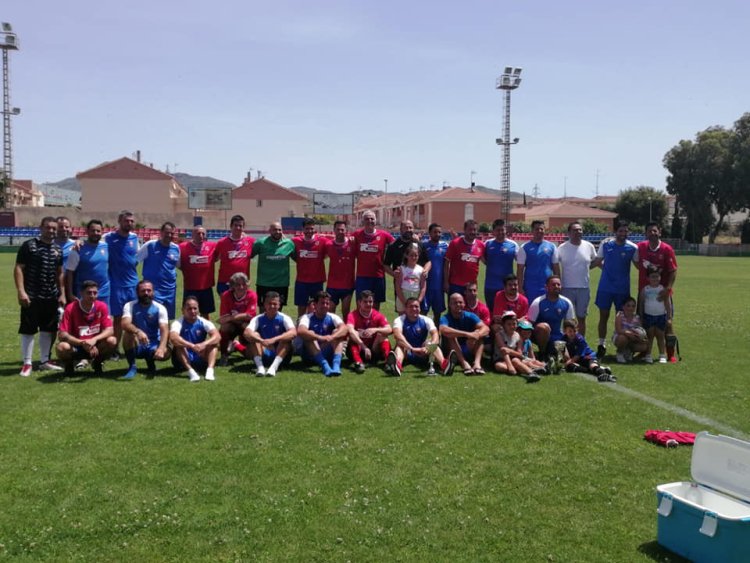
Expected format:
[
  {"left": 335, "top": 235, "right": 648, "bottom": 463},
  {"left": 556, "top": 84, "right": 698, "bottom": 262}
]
[{"left": 252, "top": 222, "right": 295, "bottom": 310}]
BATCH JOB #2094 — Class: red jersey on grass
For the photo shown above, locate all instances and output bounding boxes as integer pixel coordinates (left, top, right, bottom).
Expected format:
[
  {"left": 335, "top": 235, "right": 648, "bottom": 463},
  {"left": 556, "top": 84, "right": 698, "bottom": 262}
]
[
  {"left": 293, "top": 235, "right": 327, "bottom": 283},
  {"left": 346, "top": 308, "right": 389, "bottom": 346},
  {"left": 637, "top": 240, "right": 677, "bottom": 291},
  {"left": 325, "top": 237, "right": 356, "bottom": 289},
  {"left": 492, "top": 291, "right": 529, "bottom": 319},
  {"left": 60, "top": 300, "right": 113, "bottom": 340},
  {"left": 220, "top": 289, "right": 258, "bottom": 318},
  {"left": 214, "top": 236, "right": 255, "bottom": 284},
  {"left": 179, "top": 240, "right": 217, "bottom": 290},
  {"left": 446, "top": 237, "right": 485, "bottom": 286},
  {"left": 353, "top": 229, "right": 395, "bottom": 278}
]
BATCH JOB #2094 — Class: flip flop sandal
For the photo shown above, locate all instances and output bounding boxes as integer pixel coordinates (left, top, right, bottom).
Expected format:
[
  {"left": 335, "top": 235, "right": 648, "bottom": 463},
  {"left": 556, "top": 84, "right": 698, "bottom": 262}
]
[
  {"left": 473, "top": 367, "right": 486, "bottom": 375},
  {"left": 463, "top": 367, "right": 475, "bottom": 375}
]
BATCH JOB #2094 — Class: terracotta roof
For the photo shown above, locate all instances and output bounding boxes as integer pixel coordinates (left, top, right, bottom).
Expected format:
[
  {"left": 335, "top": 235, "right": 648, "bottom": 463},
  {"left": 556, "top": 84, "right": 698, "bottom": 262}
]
[
  {"left": 77, "top": 157, "right": 174, "bottom": 181},
  {"left": 424, "top": 187, "right": 502, "bottom": 202},
  {"left": 233, "top": 178, "right": 308, "bottom": 201},
  {"left": 514, "top": 202, "right": 617, "bottom": 218}
]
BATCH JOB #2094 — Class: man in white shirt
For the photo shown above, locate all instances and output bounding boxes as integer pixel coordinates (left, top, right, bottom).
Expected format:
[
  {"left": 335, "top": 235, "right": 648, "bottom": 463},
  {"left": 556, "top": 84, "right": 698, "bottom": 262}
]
[{"left": 557, "top": 222, "right": 597, "bottom": 336}]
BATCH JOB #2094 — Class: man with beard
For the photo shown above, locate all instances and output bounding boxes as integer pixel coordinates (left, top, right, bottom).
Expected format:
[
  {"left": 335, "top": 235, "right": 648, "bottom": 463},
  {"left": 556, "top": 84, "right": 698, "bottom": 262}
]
[
  {"left": 66, "top": 219, "right": 110, "bottom": 307},
  {"left": 517, "top": 220, "right": 560, "bottom": 303},
  {"left": 54, "top": 215, "right": 75, "bottom": 270},
  {"left": 137, "top": 221, "right": 181, "bottom": 319},
  {"left": 384, "top": 220, "right": 429, "bottom": 309},
  {"left": 527, "top": 275, "right": 575, "bottom": 367},
  {"left": 444, "top": 219, "right": 485, "bottom": 298},
  {"left": 252, "top": 222, "right": 295, "bottom": 309},
  {"left": 121, "top": 280, "right": 170, "bottom": 379}
]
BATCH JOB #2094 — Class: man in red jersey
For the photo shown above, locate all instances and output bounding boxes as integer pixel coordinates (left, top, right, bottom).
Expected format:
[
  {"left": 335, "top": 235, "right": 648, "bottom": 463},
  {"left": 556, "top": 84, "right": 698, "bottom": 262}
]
[
  {"left": 324, "top": 220, "right": 356, "bottom": 320},
  {"left": 346, "top": 290, "right": 393, "bottom": 374},
  {"left": 213, "top": 215, "right": 255, "bottom": 297},
  {"left": 443, "top": 219, "right": 485, "bottom": 298},
  {"left": 352, "top": 210, "right": 395, "bottom": 310},
  {"left": 492, "top": 274, "right": 529, "bottom": 319},
  {"left": 56, "top": 280, "right": 116, "bottom": 376},
  {"left": 179, "top": 226, "right": 217, "bottom": 318},
  {"left": 464, "top": 282, "right": 491, "bottom": 326},
  {"left": 293, "top": 218, "right": 328, "bottom": 317},
  {"left": 217, "top": 273, "right": 258, "bottom": 366}
]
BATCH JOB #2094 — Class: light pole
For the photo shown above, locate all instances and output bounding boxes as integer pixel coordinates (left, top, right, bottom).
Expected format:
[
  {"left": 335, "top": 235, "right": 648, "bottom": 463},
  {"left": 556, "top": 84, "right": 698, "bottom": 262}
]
[
  {"left": 648, "top": 196, "right": 653, "bottom": 222},
  {"left": 383, "top": 178, "right": 388, "bottom": 227},
  {"left": 496, "top": 66, "right": 522, "bottom": 222},
  {"left": 1, "top": 22, "right": 19, "bottom": 209}
]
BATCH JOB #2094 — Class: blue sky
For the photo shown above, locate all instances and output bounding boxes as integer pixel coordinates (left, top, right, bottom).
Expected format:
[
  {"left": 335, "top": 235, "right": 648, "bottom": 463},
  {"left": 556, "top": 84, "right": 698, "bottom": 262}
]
[{"left": 4, "top": 0, "right": 749, "bottom": 197}]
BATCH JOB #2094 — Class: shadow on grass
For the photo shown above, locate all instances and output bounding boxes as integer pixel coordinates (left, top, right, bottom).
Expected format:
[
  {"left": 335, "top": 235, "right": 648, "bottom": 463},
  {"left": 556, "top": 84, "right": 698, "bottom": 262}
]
[
  {"left": 637, "top": 540, "right": 690, "bottom": 562},
  {"left": 36, "top": 364, "right": 188, "bottom": 383}
]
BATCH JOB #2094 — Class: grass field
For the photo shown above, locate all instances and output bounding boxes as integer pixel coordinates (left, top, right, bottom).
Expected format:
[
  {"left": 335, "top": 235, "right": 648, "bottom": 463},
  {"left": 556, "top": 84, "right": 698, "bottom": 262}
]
[{"left": 1, "top": 253, "right": 748, "bottom": 561}]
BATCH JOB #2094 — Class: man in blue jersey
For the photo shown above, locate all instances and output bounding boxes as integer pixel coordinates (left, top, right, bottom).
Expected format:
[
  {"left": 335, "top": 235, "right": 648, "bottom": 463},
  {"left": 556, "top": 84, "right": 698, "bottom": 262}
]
[
  {"left": 421, "top": 223, "right": 449, "bottom": 323},
  {"left": 297, "top": 290, "right": 349, "bottom": 377},
  {"left": 439, "top": 293, "right": 490, "bottom": 375},
  {"left": 65, "top": 219, "right": 110, "bottom": 307},
  {"left": 137, "top": 222, "right": 181, "bottom": 319},
  {"left": 121, "top": 280, "right": 170, "bottom": 380},
  {"left": 516, "top": 220, "right": 560, "bottom": 303},
  {"left": 389, "top": 297, "right": 456, "bottom": 377},
  {"left": 527, "top": 275, "right": 576, "bottom": 366},
  {"left": 482, "top": 219, "right": 519, "bottom": 307},
  {"left": 169, "top": 296, "right": 220, "bottom": 382},
  {"left": 243, "top": 291, "right": 297, "bottom": 377},
  {"left": 104, "top": 210, "right": 140, "bottom": 358},
  {"left": 592, "top": 221, "right": 639, "bottom": 359},
  {"left": 54, "top": 216, "right": 75, "bottom": 270}
]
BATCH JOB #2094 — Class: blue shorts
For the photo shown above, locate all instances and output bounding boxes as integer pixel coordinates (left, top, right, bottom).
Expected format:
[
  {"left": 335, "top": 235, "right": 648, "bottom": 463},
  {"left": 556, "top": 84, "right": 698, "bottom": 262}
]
[
  {"left": 595, "top": 290, "right": 628, "bottom": 312},
  {"left": 294, "top": 281, "right": 325, "bottom": 306},
  {"left": 356, "top": 277, "right": 386, "bottom": 304},
  {"left": 216, "top": 282, "right": 230, "bottom": 298},
  {"left": 110, "top": 285, "right": 137, "bottom": 317},
  {"left": 643, "top": 313, "right": 667, "bottom": 331},
  {"left": 327, "top": 287, "right": 354, "bottom": 305},
  {"left": 405, "top": 351, "right": 430, "bottom": 367},
  {"left": 421, "top": 284, "right": 445, "bottom": 315},
  {"left": 134, "top": 343, "right": 158, "bottom": 359},
  {"left": 261, "top": 346, "right": 292, "bottom": 367},
  {"left": 154, "top": 291, "right": 176, "bottom": 319},
  {"left": 172, "top": 348, "right": 207, "bottom": 370},
  {"left": 301, "top": 343, "right": 336, "bottom": 365},
  {"left": 484, "top": 288, "right": 502, "bottom": 311},
  {"left": 183, "top": 288, "right": 216, "bottom": 316}
]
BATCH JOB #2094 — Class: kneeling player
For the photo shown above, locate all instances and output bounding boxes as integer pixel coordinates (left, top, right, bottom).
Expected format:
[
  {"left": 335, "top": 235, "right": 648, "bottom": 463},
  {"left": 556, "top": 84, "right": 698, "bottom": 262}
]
[
  {"left": 346, "top": 290, "right": 393, "bottom": 374},
  {"left": 389, "top": 297, "right": 457, "bottom": 377},
  {"left": 170, "top": 297, "right": 220, "bottom": 382},
  {"left": 243, "top": 291, "right": 296, "bottom": 377},
  {"left": 297, "top": 291, "right": 349, "bottom": 377},
  {"left": 121, "top": 280, "right": 170, "bottom": 379},
  {"left": 218, "top": 272, "right": 258, "bottom": 365}
]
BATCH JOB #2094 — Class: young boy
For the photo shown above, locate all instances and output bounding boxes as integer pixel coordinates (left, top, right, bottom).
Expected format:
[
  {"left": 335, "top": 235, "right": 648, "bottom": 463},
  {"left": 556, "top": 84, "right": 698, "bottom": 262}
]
[
  {"left": 492, "top": 312, "right": 544, "bottom": 383},
  {"left": 517, "top": 318, "right": 549, "bottom": 374},
  {"left": 562, "top": 319, "right": 616, "bottom": 382},
  {"left": 638, "top": 267, "right": 671, "bottom": 364}
]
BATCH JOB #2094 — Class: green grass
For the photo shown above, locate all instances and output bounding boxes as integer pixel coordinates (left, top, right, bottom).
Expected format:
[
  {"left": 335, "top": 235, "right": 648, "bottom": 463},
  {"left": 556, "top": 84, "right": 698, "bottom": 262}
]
[{"left": 1, "top": 254, "right": 748, "bottom": 561}]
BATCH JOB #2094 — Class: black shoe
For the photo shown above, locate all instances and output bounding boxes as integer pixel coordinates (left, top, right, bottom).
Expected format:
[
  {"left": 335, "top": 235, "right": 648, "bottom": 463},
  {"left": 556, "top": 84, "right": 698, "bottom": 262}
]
[
  {"left": 92, "top": 360, "right": 103, "bottom": 375},
  {"left": 146, "top": 358, "right": 156, "bottom": 373},
  {"left": 386, "top": 352, "right": 401, "bottom": 377},
  {"left": 352, "top": 362, "right": 366, "bottom": 374},
  {"left": 596, "top": 344, "right": 606, "bottom": 360},
  {"left": 526, "top": 373, "right": 541, "bottom": 383}
]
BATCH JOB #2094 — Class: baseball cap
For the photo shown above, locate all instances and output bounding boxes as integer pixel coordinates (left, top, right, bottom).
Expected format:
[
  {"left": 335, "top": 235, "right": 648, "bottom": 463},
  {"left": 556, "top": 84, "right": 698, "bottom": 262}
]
[{"left": 517, "top": 319, "right": 533, "bottom": 330}]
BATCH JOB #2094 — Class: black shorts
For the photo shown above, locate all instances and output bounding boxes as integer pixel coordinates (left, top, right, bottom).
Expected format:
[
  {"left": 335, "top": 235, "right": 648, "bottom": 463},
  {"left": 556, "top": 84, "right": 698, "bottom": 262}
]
[
  {"left": 183, "top": 288, "right": 216, "bottom": 316},
  {"left": 19, "top": 299, "right": 59, "bottom": 335},
  {"left": 257, "top": 286, "right": 288, "bottom": 308}
]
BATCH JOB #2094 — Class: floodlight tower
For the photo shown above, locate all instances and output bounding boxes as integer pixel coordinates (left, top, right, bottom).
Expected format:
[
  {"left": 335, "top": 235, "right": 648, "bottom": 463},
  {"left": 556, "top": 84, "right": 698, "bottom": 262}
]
[
  {"left": 1, "top": 22, "right": 20, "bottom": 209},
  {"left": 496, "top": 66, "right": 522, "bottom": 222}
]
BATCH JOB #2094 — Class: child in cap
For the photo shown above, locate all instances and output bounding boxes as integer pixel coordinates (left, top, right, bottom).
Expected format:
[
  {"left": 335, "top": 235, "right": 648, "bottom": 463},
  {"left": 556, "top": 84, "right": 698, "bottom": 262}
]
[
  {"left": 562, "top": 319, "right": 616, "bottom": 382},
  {"left": 493, "top": 312, "right": 544, "bottom": 383}
]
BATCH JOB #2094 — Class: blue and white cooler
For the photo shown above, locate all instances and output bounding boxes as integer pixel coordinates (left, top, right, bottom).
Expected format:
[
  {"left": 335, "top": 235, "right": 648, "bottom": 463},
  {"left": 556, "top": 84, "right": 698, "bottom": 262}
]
[{"left": 656, "top": 431, "right": 750, "bottom": 562}]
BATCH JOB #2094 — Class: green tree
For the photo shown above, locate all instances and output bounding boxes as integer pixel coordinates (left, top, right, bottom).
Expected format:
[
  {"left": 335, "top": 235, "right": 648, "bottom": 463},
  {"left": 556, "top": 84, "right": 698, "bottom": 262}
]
[
  {"left": 580, "top": 219, "right": 610, "bottom": 235},
  {"left": 613, "top": 186, "right": 668, "bottom": 228}
]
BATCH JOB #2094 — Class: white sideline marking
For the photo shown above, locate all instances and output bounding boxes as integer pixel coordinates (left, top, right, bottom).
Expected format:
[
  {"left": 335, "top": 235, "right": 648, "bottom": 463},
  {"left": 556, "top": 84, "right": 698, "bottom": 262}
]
[{"left": 573, "top": 373, "right": 750, "bottom": 441}]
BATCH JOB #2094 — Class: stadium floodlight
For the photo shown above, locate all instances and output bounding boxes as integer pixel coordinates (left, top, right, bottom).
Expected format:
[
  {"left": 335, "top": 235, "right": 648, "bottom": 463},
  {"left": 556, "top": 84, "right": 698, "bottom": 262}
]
[
  {"left": 495, "top": 66, "right": 523, "bottom": 222},
  {"left": 1, "top": 21, "right": 20, "bottom": 208}
]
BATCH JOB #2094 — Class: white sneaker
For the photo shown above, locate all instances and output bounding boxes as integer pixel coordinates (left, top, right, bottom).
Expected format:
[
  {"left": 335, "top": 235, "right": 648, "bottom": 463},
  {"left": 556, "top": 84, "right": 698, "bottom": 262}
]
[
  {"left": 40, "top": 361, "right": 64, "bottom": 372},
  {"left": 256, "top": 366, "right": 266, "bottom": 377},
  {"left": 616, "top": 353, "right": 626, "bottom": 364},
  {"left": 205, "top": 368, "right": 215, "bottom": 381},
  {"left": 643, "top": 355, "right": 653, "bottom": 364},
  {"left": 20, "top": 363, "right": 32, "bottom": 377},
  {"left": 266, "top": 368, "right": 276, "bottom": 377},
  {"left": 75, "top": 359, "right": 89, "bottom": 370},
  {"left": 658, "top": 355, "right": 667, "bottom": 364},
  {"left": 188, "top": 369, "right": 200, "bottom": 382}
]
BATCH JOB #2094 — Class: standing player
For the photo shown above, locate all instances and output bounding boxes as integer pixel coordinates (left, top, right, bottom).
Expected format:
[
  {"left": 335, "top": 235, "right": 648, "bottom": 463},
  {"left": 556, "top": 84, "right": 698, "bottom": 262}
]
[
  {"left": 14, "top": 216, "right": 66, "bottom": 375},
  {"left": 422, "top": 223, "right": 449, "bottom": 323},
  {"left": 324, "top": 220, "right": 356, "bottom": 320},
  {"left": 293, "top": 218, "right": 328, "bottom": 317},
  {"left": 390, "top": 297, "right": 456, "bottom": 377},
  {"left": 179, "top": 226, "right": 217, "bottom": 318},
  {"left": 252, "top": 222, "right": 295, "bottom": 308},
  {"left": 66, "top": 219, "right": 110, "bottom": 306},
  {"left": 557, "top": 221, "right": 597, "bottom": 336},
  {"left": 54, "top": 216, "right": 75, "bottom": 270},
  {"left": 592, "top": 221, "right": 639, "bottom": 359},
  {"left": 56, "top": 280, "right": 116, "bottom": 376},
  {"left": 346, "top": 290, "right": 393, "bottom": 374},
  {"left": 213, "top": 215, "right": 255, "bottom": 297},
  {"left": 104, "top": 210, "right": 140, "bottom": 357},
  {"left": 482, "top": 219, "right": 518, "bottom": 307},
  {"left": 121, "top": 280, "right": 170, "bottom": 379},
  {"left": 243, "top": 291, "right": 297, "bottom": 376},
  {"left": 517, "top": 220, "right": 560, "bottom": 303},
  {"left": 217, "top": 272, "right": 258, "bottom": 366},
  {"left": 352, "top": 211, "right": 395, "bottom": 310},
  {"left": 170, "top": 297, "right": 220, "bottom": 382},
  {"left": 297, "top": 291, "right": 349, "bottom": 377},
  {"left": 444, "top": 219, "right": 485, "bottom": 298},
  {"left": 137, "top": 222, "right": 181, "bottom": 319}
]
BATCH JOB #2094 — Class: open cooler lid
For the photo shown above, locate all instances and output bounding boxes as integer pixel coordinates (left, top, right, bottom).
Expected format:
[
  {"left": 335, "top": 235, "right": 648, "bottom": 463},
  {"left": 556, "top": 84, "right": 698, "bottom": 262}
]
[{"left": 692, "top": 432, "right": 750, "bottom": 503}]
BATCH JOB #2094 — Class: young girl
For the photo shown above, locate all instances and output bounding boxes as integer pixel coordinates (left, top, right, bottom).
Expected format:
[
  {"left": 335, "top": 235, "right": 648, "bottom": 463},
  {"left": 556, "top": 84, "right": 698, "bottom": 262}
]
[
  {"left": 639, "top": 267, "right": 671, "bottom": 364},
  {"left": 613, "top": 296, "right": 648, "bottom": 364},
  {"left": 395, "top": 244, "right": 426, "bottom": 313},
  {"left": 493, "top": 313, "right": 544, "bottom": 383}
]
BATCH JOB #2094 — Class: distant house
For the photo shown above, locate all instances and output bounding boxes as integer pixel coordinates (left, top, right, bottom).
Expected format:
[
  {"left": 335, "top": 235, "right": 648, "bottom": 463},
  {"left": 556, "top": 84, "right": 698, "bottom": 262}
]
[
  {"left": 510, "top": 201, "right": 617, "bottom": 230},
  {"left": 231, "top": 176, "right": 310, "bottom": 227},
  {"left": 8, "top": 180, "right": 45, "bottom": 207},
  {"left": 77, "top": 157, "right": 187, "bottom": 216}
]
